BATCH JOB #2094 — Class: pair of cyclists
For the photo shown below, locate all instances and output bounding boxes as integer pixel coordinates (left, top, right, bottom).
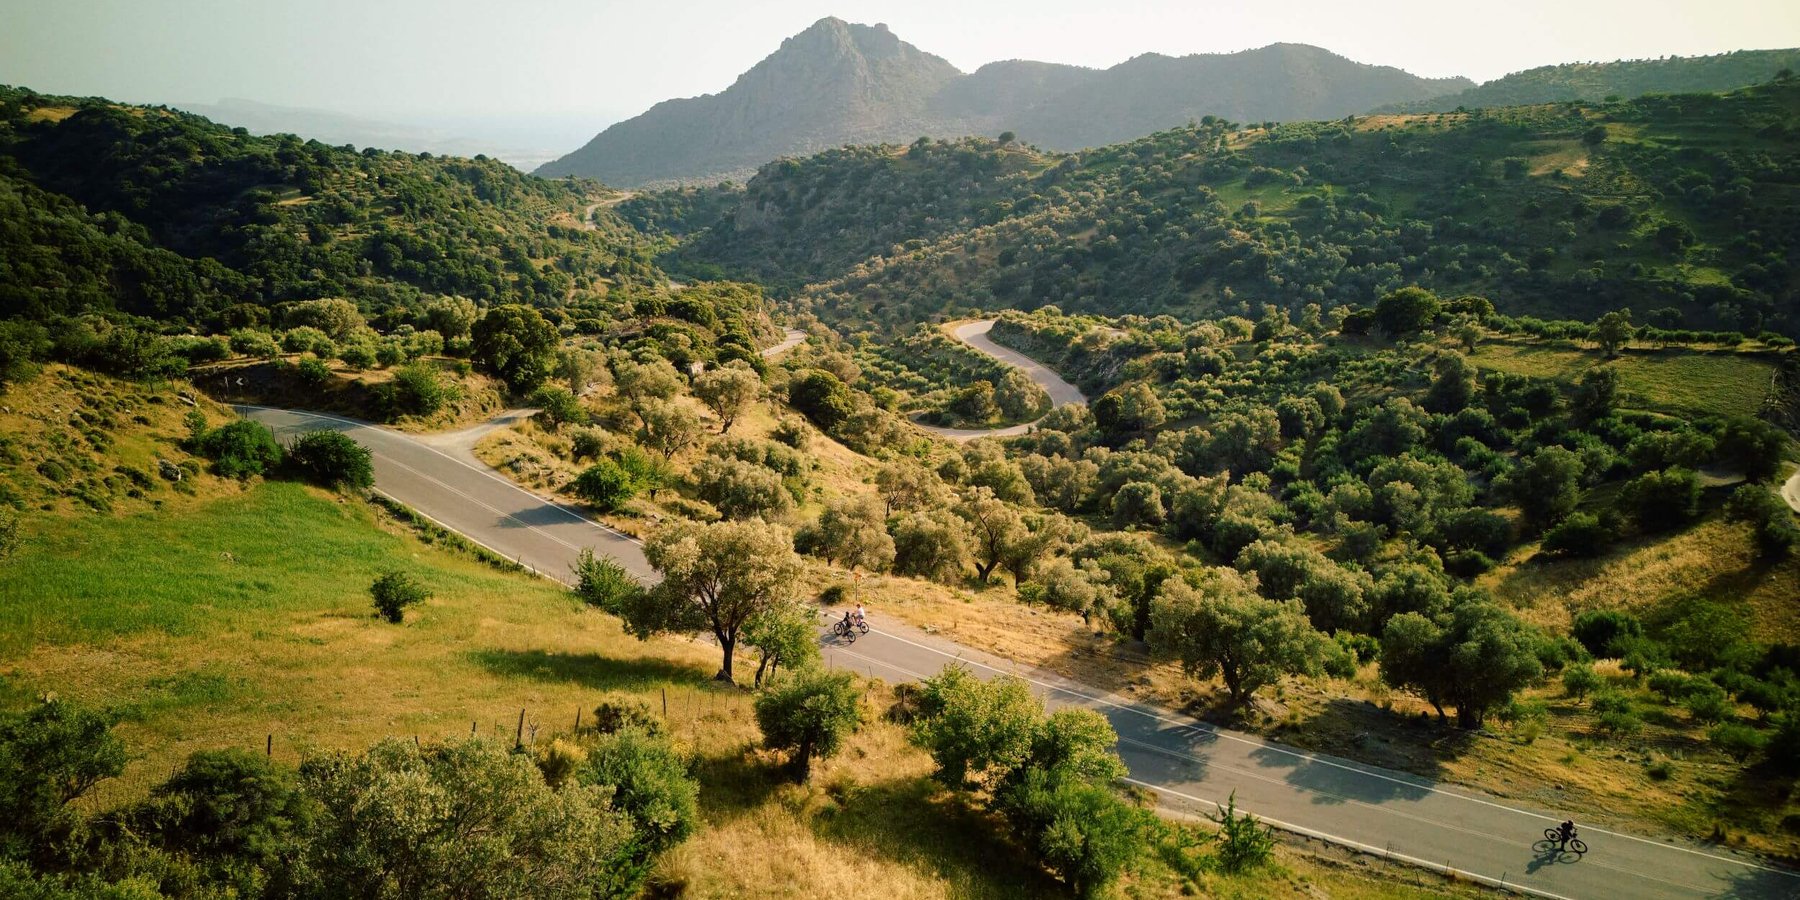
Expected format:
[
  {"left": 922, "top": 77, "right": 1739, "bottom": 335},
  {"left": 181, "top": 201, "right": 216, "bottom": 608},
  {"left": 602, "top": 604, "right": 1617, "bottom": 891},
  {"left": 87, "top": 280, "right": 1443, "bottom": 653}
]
[{"left": 837, "top": 603, "right": 867, "bottom": 633}]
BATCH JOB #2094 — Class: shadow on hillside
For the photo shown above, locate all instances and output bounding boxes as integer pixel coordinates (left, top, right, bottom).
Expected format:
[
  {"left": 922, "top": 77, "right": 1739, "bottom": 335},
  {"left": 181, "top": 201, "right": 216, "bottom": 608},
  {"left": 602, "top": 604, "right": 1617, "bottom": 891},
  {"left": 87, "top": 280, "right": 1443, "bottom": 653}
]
[
  {"left": 1245, "top": 742, "right": 1434, "bottom": 806},
  {"left": 689, "top": 747, "right": 782, "bottom": 819},
  {"left": 1712, "top": 863, "right": 1800, "bottom": 900},
  {"left": 810, "top": 775, "right": 1063, "bottom": 898},
  {"left": 466, "top": 647, "right": 709, "bottom": 691},
  {"left": 1264, "top": 697, "right": 1463, "bottom": 785}
]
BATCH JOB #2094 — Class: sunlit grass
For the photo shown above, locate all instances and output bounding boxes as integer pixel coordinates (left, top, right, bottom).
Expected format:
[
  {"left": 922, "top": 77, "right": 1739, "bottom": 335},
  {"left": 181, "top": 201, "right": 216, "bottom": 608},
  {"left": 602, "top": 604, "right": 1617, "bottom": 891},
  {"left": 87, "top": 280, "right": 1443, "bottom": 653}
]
[{"left": 1470, "top": 341, "right": 1777, "bottom": 418}]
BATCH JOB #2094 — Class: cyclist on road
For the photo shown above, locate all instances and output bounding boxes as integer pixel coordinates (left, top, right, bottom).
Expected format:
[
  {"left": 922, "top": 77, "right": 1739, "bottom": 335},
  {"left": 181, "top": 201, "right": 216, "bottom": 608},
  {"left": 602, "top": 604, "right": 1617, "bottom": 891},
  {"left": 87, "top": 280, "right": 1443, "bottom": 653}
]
[
  {"left": 1557, "top": 820, "right": 1577, "bottom": 846},
  {"left": 853, "top": 602, "right": 866, "bottom": 627}
]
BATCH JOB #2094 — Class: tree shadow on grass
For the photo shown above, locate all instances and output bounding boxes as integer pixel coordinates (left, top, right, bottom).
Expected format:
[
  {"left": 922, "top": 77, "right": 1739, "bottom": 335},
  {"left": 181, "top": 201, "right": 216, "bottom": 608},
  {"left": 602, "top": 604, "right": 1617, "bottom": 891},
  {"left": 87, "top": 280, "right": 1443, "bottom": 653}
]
[
  {"left": 466, "top": 648, "right": 710, "bottom": 691},
  {"left": 809, "top": 775, "right": 1065, "bottom": 899},
  {"left": 688, "top": 747, "right": 784, "bottom": 821}
]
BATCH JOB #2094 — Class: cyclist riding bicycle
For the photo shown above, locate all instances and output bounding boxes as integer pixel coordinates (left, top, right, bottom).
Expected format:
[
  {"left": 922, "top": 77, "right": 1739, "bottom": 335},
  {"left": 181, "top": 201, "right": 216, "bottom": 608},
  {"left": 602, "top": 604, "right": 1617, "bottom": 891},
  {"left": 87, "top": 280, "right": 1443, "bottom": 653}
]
[
  {"left": 853, "top": 603, "right": 866, "bottom": 626},
  {"left": 1557, "top": 820, "right": 1577, "bottom": 846}
]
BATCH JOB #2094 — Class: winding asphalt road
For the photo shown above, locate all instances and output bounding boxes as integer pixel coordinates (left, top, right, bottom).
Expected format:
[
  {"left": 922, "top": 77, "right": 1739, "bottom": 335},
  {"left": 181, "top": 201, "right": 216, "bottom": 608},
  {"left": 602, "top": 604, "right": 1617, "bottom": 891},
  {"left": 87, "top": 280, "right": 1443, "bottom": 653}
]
[
  {"left": 914, "top": 319, "right": 1087, "bottom": 441},
  {"left": 235, "top": 328, "right": 1799, "bottom": 899}
]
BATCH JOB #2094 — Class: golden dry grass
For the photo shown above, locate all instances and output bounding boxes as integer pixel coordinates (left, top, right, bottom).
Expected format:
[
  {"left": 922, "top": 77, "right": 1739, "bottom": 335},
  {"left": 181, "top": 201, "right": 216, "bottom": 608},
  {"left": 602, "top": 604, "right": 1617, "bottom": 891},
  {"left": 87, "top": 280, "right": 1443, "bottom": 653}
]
[{"left": 0, "top": 474, "right": 1482, "bottom": 898}]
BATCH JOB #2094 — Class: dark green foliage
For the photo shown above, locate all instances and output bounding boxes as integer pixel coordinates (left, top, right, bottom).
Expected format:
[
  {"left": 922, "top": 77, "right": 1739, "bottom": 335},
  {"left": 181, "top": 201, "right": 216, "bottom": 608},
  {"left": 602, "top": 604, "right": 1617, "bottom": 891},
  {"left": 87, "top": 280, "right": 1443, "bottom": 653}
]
[
  {"left": 1622, "top": 467, "right": 1701, "bottom": 531},
  {"left": 1572, "top": 610, "right": 1644, "bottom": 659},
  {"left": 572, "top": 548, "right": 646, "bottom": 614},
  {"left": 1379, "top": 49, "right": 1800, "bottom": 113},
  {"left": 127, "top": 748, "right": 312, "bottom": 887},
  {"left": 682, "top": 81, "right": 1800, "bottom": 337},
  {"left": 1656, "top": 595, "right": 1750, "bottom": 671},
  {"left": 1380, "top": 593, "right": 1544, "bottom": 728},
  {"left": 297, "top": 737, "right": 654, "bottom": 899},
  {"left": 294, "top": 356, "right": 331, "bottom": 388},
  {"left": 0, "top": 86, "right": 662, "bottom": 327},
  {"left": 1211, "top": 791, "right": 1276, "bottom": 873},
  {"left": 1500, "top": 446, "right": 1584, "bottom": 532},
  {"left": 910, "top": 666, "right": 1149, "bottom": 895},
  {"left": 369, "top": 570, "right": 429, "bottom": 623},
  {"left": 284, "top": 431, "right": 373, "bottom": 490},
  {"left": 1724, "top": 484, "right": 1800, "bottom": 558},
  {"left": 0, "top": 701, "right": 125, "bottom": 862},
  {"left": 753, "top": 668, "right": 861, "bottom": 782},
  {"left": 380, "top": 362, "right": 458, "bottom": 418},
  {"left": 996, "top": 767, "right": 1153, "bottom": 898},
  {"left": 787, "top": 368, "right": 856, "bottom": 431},
  {"left": 1713, "top": 417, "right": 1787, "bottom": 482},
  {"left": 580, "top": 728, "right": 698, "bottom": 862},
  {"left": 1374, "top": 286, "right": 1441, "bottom": 337},
  {"left": 189, "top": 420, "right": 282, "bottom": 480},
  {"left": 470, "top": 304, "right": 558, "bottom": 395},
  {"left": 571, "top": 460, "right": 638, "bottom": 511},
  {"left": 529, "top": 385, "right": 588, "bottom": 430},
  {"left": 1540, "top": 512, "right": 1613, "bottom": 557}
]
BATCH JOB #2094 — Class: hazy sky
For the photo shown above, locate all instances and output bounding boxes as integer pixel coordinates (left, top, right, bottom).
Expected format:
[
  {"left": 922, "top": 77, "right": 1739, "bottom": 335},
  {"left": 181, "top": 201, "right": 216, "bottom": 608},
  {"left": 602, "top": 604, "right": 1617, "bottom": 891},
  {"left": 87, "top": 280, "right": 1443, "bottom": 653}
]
[{"left": 6, "top": 0, "right": 1799, "bottom": 125}]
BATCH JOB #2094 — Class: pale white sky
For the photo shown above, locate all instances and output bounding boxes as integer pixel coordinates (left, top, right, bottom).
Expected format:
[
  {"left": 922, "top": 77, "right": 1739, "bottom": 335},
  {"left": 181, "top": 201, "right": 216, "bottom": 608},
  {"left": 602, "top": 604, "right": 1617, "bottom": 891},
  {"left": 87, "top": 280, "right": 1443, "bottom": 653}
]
[{"left": 5, "top": 0, "right": 1798, "bottom": 124}]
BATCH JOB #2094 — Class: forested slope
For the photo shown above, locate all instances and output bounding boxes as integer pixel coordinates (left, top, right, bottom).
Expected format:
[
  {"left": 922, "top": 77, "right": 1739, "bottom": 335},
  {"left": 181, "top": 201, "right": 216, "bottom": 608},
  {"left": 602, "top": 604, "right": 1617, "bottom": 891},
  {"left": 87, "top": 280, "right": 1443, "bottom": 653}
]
[
  {"left": 0, "top": 85, "right": 663, "bottom": 328},
  {"left": 1379, "top": 48, "right": 1800, "bottom": 114},
  {"left": 653, "top": 79, "right": 1800, "bottom": 336}
]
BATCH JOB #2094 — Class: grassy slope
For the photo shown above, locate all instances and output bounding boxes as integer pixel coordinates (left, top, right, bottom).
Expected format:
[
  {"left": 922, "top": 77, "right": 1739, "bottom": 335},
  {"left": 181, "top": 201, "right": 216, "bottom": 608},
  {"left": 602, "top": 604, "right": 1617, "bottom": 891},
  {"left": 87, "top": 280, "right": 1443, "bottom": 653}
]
[
  {"left": 1469, "top": 338, "right": 1779, "bottom": 418},
  {"left": 0, "top": 372, "right": 1479, "bottom": 898}
]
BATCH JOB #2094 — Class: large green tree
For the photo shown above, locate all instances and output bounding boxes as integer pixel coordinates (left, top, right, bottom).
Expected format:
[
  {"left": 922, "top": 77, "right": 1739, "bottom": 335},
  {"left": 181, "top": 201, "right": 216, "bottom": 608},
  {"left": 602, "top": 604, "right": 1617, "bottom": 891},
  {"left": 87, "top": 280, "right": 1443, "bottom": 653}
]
[
  {"left": 1379, "top": 593, "right": 1543, "bottom": 729},
  {"left": 634, "top": 519, "right": 802, "bottom": 683},
  {"left": 1148, "top": 569, "right": 1329, "bottom": 704},
  {"left": 470, "top": 304, "right": 558, "bottom": 394}
]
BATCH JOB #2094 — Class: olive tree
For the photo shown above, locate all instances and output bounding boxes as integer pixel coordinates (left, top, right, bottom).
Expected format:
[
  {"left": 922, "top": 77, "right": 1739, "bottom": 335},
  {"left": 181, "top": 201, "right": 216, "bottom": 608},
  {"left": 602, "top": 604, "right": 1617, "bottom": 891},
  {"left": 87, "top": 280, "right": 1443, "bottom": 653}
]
[
  {"left": 958, "top": 487, "right": 1026, "bottom": 582},
  {"left": 743, "top": 599, "right": 821, "bottom": 688},
  {"left": 692, "top": 361, "right": 763, "bottom": 433},
  {"left": 1148, "top": 569, "right": 1328, "bottom": 704},
  {"left": 637, "top": 519, "right": 802, "bottom": 682},
  {"left": 801, "top": 495, "right": 895, "bottom": 571},
  {"left": 754, "top": 669, "right": 861, "bottom": 782},
  {"left": 298, "top": 738, "right": 643, "bottom": 898},
  {"left": 1379, "top": 593, "right": 1543, "bottom": 729},
  {"left": 638, "top": 400, "right": 702, "bottom": 460}
]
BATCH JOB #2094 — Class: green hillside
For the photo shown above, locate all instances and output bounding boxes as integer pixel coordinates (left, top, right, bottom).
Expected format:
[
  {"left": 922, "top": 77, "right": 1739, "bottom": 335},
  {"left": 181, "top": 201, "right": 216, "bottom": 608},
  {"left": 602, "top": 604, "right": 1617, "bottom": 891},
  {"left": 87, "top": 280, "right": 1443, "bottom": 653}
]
[
  {"left": 0, "top": 85, "right": 663, "bottom": 327},
  {"left": 1377, "top": 48, "right": 1800, "bottom": 114},
  {"left": 652, "top": 78, "right": 1800, "bottom": 336}
]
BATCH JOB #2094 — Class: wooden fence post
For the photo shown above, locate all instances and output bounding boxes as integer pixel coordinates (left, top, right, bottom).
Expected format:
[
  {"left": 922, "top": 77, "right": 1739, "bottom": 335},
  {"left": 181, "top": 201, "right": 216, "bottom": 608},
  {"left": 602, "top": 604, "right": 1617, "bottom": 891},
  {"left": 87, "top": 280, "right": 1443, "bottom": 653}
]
[{"left": 515, "top": 708, "right": 526, "bottom": 748}]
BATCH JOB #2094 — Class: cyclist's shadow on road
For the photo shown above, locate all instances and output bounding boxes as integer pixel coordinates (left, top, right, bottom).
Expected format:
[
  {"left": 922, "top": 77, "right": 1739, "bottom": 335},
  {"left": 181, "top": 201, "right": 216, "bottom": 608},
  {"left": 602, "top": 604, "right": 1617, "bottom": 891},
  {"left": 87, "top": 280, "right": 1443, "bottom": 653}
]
[{"left": 1524, "top": 841, "right": 1582, "bottom": 874}]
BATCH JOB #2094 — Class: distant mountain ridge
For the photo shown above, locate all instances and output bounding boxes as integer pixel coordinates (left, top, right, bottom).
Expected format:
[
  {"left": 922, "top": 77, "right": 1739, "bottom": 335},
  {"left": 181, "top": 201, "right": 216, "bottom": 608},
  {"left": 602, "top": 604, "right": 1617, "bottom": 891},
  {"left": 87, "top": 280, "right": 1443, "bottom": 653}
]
[
  {"left": 536, "top": 17, "right": 1471, "bottom": 186},
  {"left": 1376, "top": 48, "right": 1800, "bottom": 113}
]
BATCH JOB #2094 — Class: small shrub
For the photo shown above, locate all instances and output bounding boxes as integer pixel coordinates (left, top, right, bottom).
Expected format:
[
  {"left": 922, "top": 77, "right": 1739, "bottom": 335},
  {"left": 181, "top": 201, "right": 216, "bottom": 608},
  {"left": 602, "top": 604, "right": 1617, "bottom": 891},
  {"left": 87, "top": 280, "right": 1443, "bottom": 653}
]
[
  {"left": 772, "top": 416, "right": 810, "bottom": 450},
  {"left": 571, "top": 460, "right": 637, "bottom": 511},
  {"left": 572, "top": 548, "right": 644, "bottom": 615},
  {"left": 370, "top": 570, "right": 429, "bottom": 623},
  {"left": 1212, "top": 791, "right": 1276, "bottom": 873},
  {"left": 1645, "top": 758, "right": 1674, "bottom": 781},
  {"left": 589, "top": 695, "right": 663, "bottom": 736},
  {"left": 1571, "top": 610, "right": 1643, "bottom": 659},
  {"left": 194, "top": 420, "right": 283, "bottom": 480},
  {"left": 296, "top": 356, "right": 332, "bottom": 387},
  {"left": 1709, "top": 722, "right": 1767, "bottom": 761},
  {"left": 286, "top": 431, "right": 374, "bottom": 489},
  {"left": 1541, "top": 513, "right": 1612, "bottom": 558},
  {"left": 529, "top": 385, "right": 588, "bottom": 430},
  {"left": 384, "top": 362, "right": 459, "bottom": 417},
  {"left": 569, "top": 426, "right": 608, "bottom": 461},
  {"left": 1563, "top": 664, "right": 1601, "bottom": 701}
]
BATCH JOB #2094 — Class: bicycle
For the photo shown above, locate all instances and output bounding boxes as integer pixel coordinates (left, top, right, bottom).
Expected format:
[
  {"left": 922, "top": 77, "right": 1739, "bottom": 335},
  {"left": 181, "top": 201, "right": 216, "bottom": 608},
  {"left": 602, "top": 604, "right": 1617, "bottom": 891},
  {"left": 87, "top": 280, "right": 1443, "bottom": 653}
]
[
  {"left": 1542, "top": 828, "right": 1587, "bottom": 856},
  {"left": 832, "top": 618, "right": 858, "bottom": 643}
]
